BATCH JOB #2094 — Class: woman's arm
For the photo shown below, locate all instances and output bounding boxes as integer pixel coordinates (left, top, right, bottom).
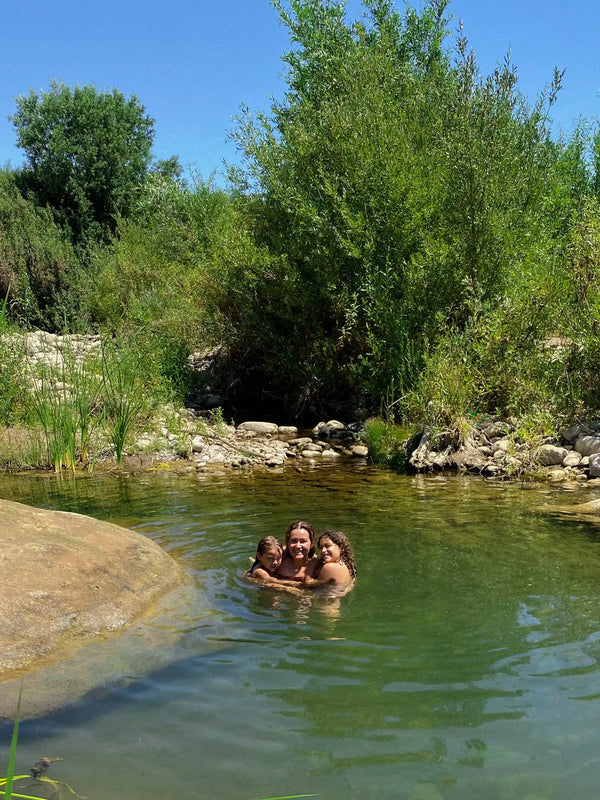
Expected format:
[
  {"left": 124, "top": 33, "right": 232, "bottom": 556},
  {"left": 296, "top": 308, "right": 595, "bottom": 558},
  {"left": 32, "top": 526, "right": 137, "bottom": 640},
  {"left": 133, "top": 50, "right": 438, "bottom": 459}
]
[{"left": 247, "top": 570, "right": 307, "bottom": 594}]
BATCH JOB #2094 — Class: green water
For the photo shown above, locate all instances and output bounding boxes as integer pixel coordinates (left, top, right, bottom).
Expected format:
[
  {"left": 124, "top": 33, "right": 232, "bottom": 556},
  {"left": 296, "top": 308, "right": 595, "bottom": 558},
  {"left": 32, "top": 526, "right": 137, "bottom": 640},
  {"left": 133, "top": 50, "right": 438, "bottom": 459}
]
[{"left": 2, "top": 465, "right": 600, "bottom": 800}]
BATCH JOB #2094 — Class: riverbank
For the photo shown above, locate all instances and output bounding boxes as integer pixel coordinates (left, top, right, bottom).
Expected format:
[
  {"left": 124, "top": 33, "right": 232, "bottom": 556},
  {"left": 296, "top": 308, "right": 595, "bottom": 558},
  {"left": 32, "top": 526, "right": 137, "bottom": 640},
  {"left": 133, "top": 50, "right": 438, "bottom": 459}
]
[
  {"left": 5, "top": 408, "right": 600, "bottom": 489},
  {"left": 2, "top": 330, "right": 600, "bottom": 485},
  {"left": 79, "top": 414, "right": 600, "bottom": 487}
]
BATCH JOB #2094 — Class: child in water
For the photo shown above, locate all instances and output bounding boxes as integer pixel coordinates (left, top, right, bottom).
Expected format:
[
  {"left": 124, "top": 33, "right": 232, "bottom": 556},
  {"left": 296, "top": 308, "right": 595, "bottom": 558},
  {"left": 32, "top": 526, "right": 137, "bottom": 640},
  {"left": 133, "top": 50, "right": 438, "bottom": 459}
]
[
  {"left": 247, "top": 536, "right": 284, "bottom": 581},
  {"left": 306, "top": 530, "right": 357, "bottom": 588}
]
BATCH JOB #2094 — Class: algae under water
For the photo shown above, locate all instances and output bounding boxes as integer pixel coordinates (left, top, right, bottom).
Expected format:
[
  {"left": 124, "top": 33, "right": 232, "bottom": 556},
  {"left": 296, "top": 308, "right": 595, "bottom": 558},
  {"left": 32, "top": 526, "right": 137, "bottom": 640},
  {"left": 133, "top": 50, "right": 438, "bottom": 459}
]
[{"left": 2, "top": 464, "right": 600, "bottom": 799}]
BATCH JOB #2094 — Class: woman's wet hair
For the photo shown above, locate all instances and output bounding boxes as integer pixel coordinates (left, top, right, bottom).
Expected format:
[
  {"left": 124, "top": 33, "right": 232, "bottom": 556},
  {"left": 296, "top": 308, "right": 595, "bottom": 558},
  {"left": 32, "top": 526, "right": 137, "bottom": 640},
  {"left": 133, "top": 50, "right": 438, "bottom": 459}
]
[
  {"left": 318, "top": 530, "right": 357, "bottom": 578},
  {"left": 284, "top": 520, "right": 317, "bottom": 557}
]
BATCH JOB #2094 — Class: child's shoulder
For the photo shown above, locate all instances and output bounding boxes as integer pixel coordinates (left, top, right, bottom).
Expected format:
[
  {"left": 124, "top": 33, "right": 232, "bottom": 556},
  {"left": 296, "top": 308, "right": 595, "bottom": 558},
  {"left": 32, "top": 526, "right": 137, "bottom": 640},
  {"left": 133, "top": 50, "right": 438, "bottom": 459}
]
[{"left": 249, "top": 565, "right": 272, "bottom": 580}]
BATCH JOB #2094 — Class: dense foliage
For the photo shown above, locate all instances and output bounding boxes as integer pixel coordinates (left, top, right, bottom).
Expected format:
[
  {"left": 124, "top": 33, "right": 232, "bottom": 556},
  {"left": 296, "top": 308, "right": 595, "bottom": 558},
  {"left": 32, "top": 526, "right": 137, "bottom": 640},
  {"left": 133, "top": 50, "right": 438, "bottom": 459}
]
[
  {"left": 0, "top": 169, "right": 79, "bottom": 329},
  {"left": 12, "top": 81, "right": 154, "bottom": 245},
  {"left": 1, "top": 0, "right": 600, "bottom": 436},
  {"left": 223, "top": 0, "right": 600, "bottom": 422}
]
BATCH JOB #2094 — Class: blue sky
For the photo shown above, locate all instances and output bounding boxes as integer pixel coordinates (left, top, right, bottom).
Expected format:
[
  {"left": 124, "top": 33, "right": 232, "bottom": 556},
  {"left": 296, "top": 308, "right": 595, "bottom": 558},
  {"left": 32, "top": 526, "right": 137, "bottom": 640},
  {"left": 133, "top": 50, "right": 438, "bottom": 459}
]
[{"left": 1, "top": 0, "right": 599, "bottom": 183}]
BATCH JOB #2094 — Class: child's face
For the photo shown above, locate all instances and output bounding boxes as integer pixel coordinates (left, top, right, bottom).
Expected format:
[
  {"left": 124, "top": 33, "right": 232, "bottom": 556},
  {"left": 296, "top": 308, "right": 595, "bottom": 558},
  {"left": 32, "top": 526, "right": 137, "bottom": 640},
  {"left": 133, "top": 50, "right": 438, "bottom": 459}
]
[
  {"left": 319, "top": 536, "right": 341, "bottom": 564},
  {"left": 258, "top": 546, "right": 282, "bottom": 572}
]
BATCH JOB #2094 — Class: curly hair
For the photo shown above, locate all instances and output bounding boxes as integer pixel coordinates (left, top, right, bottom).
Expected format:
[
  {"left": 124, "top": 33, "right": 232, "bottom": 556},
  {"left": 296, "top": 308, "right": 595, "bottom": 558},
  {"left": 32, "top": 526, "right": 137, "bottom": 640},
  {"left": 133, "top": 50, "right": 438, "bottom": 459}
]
[
  {"left": 285, "top": 520, "right": 317, "bottom": 557},
  {"left": 318, "top": 530, "right": 357, "bottom": 578}
]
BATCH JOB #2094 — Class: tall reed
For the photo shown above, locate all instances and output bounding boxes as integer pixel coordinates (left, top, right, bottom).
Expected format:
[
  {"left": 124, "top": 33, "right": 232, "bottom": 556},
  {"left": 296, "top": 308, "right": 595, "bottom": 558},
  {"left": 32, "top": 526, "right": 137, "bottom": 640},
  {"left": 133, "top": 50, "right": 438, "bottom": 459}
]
[
  {"left": 67, "top": 348, "right": 104, "bottom": 466},
  {"left": 31, "top": 373, "right": 78, "bottom": 472},
  {"left": 101, "top": 339, "right": 147, "bottom": 466}
]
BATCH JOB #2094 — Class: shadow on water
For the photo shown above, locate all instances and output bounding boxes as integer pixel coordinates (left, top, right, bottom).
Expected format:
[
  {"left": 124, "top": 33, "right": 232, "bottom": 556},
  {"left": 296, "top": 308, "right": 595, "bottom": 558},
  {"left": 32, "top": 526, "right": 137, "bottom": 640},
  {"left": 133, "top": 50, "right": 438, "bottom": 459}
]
[{"left": 2, "top": 465, "right": 600, "bottom": 799}]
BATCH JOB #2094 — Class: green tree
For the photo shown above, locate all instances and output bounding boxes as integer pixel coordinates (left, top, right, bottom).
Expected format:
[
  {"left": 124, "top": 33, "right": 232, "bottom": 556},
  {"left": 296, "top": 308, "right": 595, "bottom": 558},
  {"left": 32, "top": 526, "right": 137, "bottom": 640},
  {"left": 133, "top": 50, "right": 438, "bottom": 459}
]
[
  {"left": 11, "top": 81, "right": 155, "bottom": 244},
  {"left": 0, "top": 168, "right": 78, "bottom": 329},
  {"left": 223, "top": 0, "right": 581, "bottom": 419}
]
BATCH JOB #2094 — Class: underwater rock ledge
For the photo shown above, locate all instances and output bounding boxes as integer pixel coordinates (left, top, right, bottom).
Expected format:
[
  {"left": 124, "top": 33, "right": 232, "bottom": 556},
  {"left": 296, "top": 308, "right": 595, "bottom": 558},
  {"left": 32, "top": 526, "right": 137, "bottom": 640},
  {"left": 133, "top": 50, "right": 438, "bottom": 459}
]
[{"left": 0, "top": 498, "right": 185, "bottom": 686}]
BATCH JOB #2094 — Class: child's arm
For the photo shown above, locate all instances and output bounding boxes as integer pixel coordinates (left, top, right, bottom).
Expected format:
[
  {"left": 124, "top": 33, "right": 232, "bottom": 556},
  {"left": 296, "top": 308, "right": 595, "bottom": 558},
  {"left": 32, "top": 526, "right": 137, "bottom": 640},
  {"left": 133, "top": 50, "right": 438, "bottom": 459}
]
[
  {"left": 248, "top": 566, "right": 273, "bottom": 581},
  {"left": 304, "top": 562, "right": 350, "bottom": 587}
]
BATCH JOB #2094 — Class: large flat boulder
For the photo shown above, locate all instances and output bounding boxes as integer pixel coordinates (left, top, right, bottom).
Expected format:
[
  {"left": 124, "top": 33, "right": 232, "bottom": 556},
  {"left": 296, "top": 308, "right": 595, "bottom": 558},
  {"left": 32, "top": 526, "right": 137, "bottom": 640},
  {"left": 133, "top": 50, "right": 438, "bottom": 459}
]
[{"left": 0, "top": 498, "right": 185, "bottom": 680}]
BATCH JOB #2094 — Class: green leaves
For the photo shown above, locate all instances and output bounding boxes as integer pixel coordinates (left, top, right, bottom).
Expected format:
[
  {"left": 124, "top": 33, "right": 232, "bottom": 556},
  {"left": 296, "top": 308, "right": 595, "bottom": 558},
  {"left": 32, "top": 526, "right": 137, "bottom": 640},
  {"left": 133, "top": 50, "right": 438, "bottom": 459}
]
[
  {"left": 11, "top": 81, "right": 154, "bottom": 245},
  {"left": 226, "top": 0, "right": 594, "bottom": 419}
]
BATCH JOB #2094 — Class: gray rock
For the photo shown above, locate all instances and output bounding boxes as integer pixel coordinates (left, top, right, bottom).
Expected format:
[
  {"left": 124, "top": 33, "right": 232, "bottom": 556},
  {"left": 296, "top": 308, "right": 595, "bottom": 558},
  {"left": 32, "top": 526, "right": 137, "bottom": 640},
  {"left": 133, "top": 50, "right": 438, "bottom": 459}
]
[
  {"left": 491, "top": 438, "right": 511, "bottom": 454},
  {"left": 277, "top": 425, "right": 298, "bottom": 436},
  {"left": 560, "top": 423, "right": 588, "bottom": 443},
  {"left": 547, "top": 468, "right": 568, "bottom": 481},
  {"left": 299, "top": 449, "right": 317, "bottom": 458},
  {"left": 351, "top": 445, "right": 369, "bottom": 457},
  {"left": 480, "top": 420, "right": 512, "bottom": 439},
  {"left": 536, "top": 444, "right": 568, "bottom": 466},
  {"left": 562, "top": 450, "right": 582, "bottom": 467},
  {"left": 321, "top": 449, "right": 341, "bottom": 458},
  {"left": 191, "top": 435, "right": 205, "bottom": 453},
  {"left": 287, "top": 437, "right": 313, "bottom": 447},
  {"left": 237, "top": 421, "right": 279, "bottom": 434},
  {"left": 313, "top": 420, "right": 346, "bottom": 437},
  {"left": 590, "top": 453, "right": 600, "bottom": 478},
  {"left": 450, "top": 446, "right": 488, "bottom": 470},
  {"left": 575, "top": 435, "right": 600, "bottom": 456}
]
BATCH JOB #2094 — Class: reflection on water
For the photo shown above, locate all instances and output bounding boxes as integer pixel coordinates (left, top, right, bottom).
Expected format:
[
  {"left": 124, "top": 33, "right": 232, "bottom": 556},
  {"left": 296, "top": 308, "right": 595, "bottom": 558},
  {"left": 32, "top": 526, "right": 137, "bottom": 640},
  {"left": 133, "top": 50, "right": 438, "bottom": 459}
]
[{"left": 2, "top": 466, "right": 600, "bottom": 799}]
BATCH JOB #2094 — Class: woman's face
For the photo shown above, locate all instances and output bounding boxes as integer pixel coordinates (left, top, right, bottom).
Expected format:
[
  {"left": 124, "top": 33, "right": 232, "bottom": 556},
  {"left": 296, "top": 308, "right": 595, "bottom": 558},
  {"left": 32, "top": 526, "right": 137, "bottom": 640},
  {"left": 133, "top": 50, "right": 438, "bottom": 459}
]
[
  {"left": 319, "top": 536, "right": 341, "bottom": 564},
  {"left": 258, "top": 546, "right": 282, "bottom": 572},
  {"left": 287, "top": 527, "right": 312, "bottom": 562}
]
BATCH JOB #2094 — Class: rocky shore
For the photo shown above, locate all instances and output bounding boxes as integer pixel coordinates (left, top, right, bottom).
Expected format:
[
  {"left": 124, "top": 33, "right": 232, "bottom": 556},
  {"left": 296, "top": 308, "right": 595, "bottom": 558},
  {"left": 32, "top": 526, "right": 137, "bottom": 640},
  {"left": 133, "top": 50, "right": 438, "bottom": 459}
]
[
  {"left": 6, "top": 330, "right": 600, "bottom": 485},
  {"left": 407, "top": 418, "right": 600, "bottom": 484},
  {"left": 128, "top": 416, "right": 368, "bottom": 473},
  {"left": 123, "top": 411, "right": 600, "bottom": 488}
]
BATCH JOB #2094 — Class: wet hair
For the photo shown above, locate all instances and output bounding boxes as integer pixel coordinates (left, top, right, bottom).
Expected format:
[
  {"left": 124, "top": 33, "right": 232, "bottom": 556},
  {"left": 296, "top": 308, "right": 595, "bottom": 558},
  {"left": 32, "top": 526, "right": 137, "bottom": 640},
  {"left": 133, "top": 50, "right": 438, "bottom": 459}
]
[
  {"left": 256, "top": 536, "right": 283, "bottom": 557},
  {"left": 284, "top": 520, "right": 317, "bottom": 557},
  {"left": 250, "top": 536, "right": 283, "bottom": 572},
  {"left": 318, "top": 530, "right": 357, "bottom": 579}
]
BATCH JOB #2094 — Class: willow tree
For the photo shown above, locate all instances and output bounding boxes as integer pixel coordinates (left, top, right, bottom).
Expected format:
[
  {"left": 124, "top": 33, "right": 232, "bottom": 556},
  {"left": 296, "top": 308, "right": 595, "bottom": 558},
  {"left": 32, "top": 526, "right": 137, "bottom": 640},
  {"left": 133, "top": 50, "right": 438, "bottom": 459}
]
[{"left": 221, "top": 0, "right": 577, "bottom": 418}]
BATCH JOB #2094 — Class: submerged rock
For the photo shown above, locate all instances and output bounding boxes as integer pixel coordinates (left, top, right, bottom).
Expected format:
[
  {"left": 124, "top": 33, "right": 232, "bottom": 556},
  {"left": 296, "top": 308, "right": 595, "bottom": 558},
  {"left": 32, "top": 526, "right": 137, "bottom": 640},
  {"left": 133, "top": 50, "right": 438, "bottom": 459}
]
[
  {"left": 543, "top": 498, "right": 600, "bottom": 518},
  {"left": 0, "top": 498, "right": 185, "bottom": 682}
]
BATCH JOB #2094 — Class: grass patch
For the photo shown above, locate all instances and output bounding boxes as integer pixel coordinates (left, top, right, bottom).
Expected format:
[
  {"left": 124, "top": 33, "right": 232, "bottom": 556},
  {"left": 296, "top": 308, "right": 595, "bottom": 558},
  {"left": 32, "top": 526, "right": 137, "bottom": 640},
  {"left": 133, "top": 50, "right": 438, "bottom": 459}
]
[{"left": 362, "top": 418, "right": 417, "bottom": 469}]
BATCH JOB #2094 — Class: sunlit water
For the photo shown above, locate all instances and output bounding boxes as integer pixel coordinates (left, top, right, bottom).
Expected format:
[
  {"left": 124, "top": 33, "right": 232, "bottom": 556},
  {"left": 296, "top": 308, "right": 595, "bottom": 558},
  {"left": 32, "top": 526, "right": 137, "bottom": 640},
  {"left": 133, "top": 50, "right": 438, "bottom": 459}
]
[{"left": 2, "top": 465, "right": 600, "bottom": 799}]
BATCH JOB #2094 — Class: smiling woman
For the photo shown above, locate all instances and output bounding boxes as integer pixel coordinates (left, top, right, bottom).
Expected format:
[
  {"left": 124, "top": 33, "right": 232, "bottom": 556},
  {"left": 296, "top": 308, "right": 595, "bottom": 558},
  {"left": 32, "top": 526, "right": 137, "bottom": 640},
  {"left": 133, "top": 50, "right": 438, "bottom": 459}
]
[{"left": 274, "top": 520, "right": 318, "bottom": 582}]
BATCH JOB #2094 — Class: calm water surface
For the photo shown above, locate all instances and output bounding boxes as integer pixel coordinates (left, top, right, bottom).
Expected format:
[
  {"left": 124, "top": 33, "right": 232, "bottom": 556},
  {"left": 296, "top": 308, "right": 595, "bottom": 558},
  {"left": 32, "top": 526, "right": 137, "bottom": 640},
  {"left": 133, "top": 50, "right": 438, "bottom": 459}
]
[{"left": 2, "top": 465, "right": 600, "bottom": 800}]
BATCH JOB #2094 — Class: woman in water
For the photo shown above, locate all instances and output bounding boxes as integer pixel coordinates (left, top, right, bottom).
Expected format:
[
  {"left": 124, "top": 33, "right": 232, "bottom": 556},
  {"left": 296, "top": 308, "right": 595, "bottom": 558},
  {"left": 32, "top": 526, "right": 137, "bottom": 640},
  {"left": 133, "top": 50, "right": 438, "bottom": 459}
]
[
  {"left": 274, "top": 520, "right": 319, "bottom": 582},
  {"left": 305, "top": 530, "right": 357, "bottom": 589}
]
